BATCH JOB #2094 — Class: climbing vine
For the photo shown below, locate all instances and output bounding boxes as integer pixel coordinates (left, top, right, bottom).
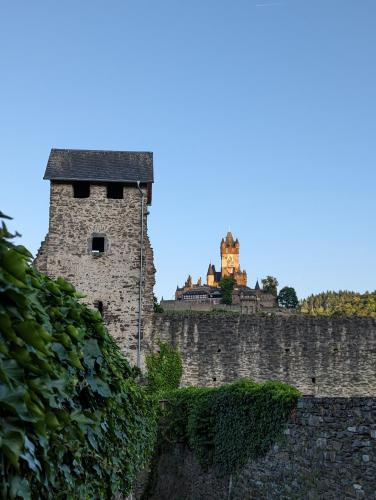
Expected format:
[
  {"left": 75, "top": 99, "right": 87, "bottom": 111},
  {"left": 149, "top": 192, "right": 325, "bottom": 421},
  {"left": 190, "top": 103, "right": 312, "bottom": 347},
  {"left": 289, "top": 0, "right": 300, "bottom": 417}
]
[
  {"left": 145, "top": 340, "right": 183, "bottom": 394},
  {"left": 0, "top": 212, "right": 157, "bottom": 499},
  {"left": 161, "top": 379, "right": 299, "bottom": 474}
]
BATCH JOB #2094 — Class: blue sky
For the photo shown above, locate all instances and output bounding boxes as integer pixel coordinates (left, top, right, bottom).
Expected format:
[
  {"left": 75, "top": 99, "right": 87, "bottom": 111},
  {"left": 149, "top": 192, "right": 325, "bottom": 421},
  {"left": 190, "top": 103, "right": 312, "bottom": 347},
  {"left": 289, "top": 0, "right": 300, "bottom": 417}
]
[{"left": 1, "top": 0, "right": 375, "bottom": 300}]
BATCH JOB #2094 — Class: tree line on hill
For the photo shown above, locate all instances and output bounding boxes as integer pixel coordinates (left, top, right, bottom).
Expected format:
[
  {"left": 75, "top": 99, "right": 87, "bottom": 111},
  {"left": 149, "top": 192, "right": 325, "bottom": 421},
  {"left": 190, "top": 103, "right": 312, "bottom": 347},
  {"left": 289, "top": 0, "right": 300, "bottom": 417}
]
[
  {"left": 217, "top": 275, "right": 376, "bottom": 317},
  {"left": 300, "top": 290, "right": 376, "bottom": 317}
]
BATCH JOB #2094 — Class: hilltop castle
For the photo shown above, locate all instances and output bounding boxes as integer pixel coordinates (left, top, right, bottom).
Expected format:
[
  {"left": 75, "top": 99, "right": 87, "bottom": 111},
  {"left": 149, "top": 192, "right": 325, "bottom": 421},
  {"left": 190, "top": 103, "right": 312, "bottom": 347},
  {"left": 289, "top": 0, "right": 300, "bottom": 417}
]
[{"left": 169, "top": 232, "right": 275, "bottom": 312}]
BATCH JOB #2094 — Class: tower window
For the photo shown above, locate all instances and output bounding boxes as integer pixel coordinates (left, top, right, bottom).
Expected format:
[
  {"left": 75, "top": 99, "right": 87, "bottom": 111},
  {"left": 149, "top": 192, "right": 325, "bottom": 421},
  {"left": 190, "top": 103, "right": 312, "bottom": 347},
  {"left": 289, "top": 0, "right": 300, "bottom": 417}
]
[
  {"left": 73, "top": 182, "right": 90, "bottom": 198},
  {"left": 107, "top": 183, "right": 123, "bottom": 199},
  {"left": 92, "top": 237, "right": 105, "bottom": 253}
]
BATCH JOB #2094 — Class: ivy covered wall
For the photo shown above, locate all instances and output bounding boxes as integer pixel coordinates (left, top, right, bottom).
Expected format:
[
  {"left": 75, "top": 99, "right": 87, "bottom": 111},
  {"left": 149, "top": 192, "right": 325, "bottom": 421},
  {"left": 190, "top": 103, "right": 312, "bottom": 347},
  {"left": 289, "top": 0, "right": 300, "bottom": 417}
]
[{"left": 139, "top": 397, "right": 376, "bottom": 499}]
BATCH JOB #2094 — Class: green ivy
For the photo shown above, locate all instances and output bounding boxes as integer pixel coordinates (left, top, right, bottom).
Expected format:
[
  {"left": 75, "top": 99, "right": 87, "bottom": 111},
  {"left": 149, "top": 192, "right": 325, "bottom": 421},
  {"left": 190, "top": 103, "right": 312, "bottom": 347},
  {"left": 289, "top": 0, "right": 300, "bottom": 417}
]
[
  {"left": 161, "top": 379, "right": 299, "bottom": 474},
  {"left": 0, "top": 212, "right": 157, "bottom": 499},
  {"left": 145, "top": 341, "right": 183, "bottom": 394}
]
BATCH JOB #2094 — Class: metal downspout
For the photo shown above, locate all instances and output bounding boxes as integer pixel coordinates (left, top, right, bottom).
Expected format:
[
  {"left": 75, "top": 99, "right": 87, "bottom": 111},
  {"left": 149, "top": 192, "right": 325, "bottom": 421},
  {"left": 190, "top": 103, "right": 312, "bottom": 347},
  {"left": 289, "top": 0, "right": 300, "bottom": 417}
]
[{"left": 136, "top": 181, "right": 145, "bottom": 369}]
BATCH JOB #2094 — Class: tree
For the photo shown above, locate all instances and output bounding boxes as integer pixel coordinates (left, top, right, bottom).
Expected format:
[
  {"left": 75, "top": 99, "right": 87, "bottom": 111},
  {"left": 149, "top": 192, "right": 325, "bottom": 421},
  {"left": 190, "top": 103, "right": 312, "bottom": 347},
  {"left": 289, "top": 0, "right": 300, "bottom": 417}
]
[
  {"left": 153, "top": 294, "right": 164, "bottom": 313},
  {"left": 261, "top": 276, "right": 279, "bottom": 297},
  {"left": 278, "top": 286, "right": 299, "bottom": 309},
  {"left": 219, "top": 276, "right": 235, "bottom": 305}
]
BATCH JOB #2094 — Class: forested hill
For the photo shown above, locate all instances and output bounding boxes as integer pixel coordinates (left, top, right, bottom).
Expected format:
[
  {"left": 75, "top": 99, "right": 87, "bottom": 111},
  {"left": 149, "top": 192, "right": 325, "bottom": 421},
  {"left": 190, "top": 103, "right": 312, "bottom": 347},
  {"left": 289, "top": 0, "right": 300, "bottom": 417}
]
[{"left": 300, "top": 291, "right": 376, "bottom": 317}]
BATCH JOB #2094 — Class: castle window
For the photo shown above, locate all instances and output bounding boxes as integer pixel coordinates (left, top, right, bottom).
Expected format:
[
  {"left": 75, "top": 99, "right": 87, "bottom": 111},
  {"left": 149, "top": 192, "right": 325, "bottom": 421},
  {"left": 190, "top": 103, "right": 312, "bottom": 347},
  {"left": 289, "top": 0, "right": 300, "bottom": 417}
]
[
  {"left": 73, "top": 181, "right": 90, "bottom": 198},
  {"left": 107, "top": 183, "right": 123, "bottom": 199},
  {"left": 92, "top": 236, "right": 105, "bottom": 253}
]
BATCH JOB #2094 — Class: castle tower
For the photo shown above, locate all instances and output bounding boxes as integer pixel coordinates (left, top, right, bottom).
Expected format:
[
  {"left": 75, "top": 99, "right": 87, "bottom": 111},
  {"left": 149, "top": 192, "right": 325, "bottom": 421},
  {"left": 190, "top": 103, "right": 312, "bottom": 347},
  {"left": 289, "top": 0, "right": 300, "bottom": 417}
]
[
  {"left": 206, "top": 263, "right": 215, "bottom": 287},
  {"left": 220, "top": 231, "right": 247, "bottom": 286},
  {"left": 34, "top": 149, "right": 155, "bottom": 366},
  {"left": 221, "top": 231, "right": 240, "bottom": 277}
]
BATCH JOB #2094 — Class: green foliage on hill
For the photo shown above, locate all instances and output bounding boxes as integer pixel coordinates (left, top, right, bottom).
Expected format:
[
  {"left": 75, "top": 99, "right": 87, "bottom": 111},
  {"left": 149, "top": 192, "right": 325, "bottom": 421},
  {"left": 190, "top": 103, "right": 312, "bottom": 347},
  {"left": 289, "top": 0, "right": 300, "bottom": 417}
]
[
  {"left": 0, "top": 212, "right": 156, "bottom": 499},
  {"left": 219, "top": 276, "right": 235, "bottom": 305},
  {"left": 159, "top": 380, "right": 299, "bottom": 474},
  {"left": 145, "top": 341, "right": 183, "bottom": 394},
  {"left": 300, "top": 290, "right": 376, "bottom": 317}
]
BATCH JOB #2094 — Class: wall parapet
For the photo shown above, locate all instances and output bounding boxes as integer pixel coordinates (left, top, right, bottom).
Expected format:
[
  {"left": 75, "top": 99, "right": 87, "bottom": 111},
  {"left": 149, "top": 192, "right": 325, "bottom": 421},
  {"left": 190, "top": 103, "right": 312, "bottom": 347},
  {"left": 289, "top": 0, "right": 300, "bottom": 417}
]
[{"left": 150, "top": 313, "right": 376, "bottom": 396}]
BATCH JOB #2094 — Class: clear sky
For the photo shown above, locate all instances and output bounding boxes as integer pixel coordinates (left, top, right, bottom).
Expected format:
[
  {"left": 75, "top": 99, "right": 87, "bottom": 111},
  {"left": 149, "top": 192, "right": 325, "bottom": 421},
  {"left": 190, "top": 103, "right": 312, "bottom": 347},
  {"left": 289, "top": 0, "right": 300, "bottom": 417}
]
[{"left": 1, "top": 0, "right": 375, "bottom": 300}]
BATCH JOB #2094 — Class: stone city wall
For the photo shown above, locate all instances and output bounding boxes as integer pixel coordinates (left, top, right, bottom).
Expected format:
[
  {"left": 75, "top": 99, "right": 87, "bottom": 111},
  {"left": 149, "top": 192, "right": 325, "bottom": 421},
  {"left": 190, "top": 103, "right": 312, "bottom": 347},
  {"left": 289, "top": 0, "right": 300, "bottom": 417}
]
[
  {"left": 150, "top": 313, "right": 376, "bottom": 396},
  {"left": 140, "top": 397, "right": 376, "bottom": 499}
]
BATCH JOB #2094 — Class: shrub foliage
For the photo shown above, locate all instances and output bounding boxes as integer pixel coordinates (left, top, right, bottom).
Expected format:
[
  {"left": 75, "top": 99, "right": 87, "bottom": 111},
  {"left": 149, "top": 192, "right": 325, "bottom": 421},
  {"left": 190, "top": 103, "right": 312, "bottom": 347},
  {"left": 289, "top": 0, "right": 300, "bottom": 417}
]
[
  {"left": 278, "top": 286, "right": 299, "bottom": 309},
  {"left": 0, "top": 212, "right": 156, "bottom": 499},
  {"left": 219, "top": 276, "right": 235, "bottom": 305},
  {"left": 145, "top": 341, "right": 183, "bottom": 394},
  {"left": 160, "top": 379, "right": 299, "bottom": 474}
]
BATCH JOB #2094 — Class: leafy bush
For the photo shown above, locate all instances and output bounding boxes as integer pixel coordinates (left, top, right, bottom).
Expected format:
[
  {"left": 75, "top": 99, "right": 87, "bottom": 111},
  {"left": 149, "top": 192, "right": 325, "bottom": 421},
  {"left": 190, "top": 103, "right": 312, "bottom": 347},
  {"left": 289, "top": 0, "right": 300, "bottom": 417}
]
[
  {"left": 278, "top": 286, "right": 299, "bottom": 309},
  {"left": 0, "top": 212, "right": 156, "bottom": 499},
  {"left": 219, "top": 276, "right": 235, "bottom": 305},
  {"left": 261, "top": 276, "right": 279, "bottom": 297},
  {"left": 145, "top": 341, "right": 183, "bottom": 394},
  {"left": 161, "top": 379, "right": 299, "bottom": 474},
  {"left": 153, "top": 294, "right": 164, "bottom": 313}
]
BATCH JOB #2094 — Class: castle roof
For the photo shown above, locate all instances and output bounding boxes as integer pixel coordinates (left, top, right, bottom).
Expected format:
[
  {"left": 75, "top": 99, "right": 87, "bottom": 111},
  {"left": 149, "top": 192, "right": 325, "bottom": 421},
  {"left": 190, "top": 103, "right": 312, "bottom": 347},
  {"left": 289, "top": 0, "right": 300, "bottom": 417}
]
[
  {"left": 43, "top": 149, "right": 154, "bottom": 183},
  {"left": 225, "top": 231, "right": 234, "bottom": 244}
]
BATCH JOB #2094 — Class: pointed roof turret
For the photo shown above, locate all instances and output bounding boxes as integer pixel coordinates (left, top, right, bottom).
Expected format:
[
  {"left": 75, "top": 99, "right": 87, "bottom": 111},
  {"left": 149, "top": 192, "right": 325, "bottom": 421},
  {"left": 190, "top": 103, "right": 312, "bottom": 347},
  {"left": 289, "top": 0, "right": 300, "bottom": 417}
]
[
  {"left": 255, "top": 280, "right": 260, "bottom": 290},
  {"left": 185, "top": 275, "right": 193, "bottom": 288},
  {"left": 225, "top": 231, "right": 234, "bottom": 245},
  {"left": 207, "top": 263, "right": 214, "bottom": 275}
]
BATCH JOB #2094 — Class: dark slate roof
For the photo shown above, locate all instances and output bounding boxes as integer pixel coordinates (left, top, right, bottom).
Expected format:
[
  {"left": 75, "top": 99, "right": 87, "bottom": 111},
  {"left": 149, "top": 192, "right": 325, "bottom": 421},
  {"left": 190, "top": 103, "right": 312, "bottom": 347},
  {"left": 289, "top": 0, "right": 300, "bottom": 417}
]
[{"left": 44, "top": 149, "right": 153, "bottom": 183}]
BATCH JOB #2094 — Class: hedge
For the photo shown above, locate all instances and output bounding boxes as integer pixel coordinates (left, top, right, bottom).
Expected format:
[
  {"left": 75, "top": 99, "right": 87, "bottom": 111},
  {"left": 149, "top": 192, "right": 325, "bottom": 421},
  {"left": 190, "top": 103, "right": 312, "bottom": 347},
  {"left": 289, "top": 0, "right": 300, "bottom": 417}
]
[{"left": 0, "top": 212, "right": 157, "bottom": 499}]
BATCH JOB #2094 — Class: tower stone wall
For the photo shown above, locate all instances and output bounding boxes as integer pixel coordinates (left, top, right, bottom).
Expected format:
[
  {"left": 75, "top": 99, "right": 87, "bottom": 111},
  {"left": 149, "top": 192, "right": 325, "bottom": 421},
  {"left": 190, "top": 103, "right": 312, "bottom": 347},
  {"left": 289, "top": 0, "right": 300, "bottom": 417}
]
[{"left": 34, "top": 181, "right": 155, "bottom": 365}]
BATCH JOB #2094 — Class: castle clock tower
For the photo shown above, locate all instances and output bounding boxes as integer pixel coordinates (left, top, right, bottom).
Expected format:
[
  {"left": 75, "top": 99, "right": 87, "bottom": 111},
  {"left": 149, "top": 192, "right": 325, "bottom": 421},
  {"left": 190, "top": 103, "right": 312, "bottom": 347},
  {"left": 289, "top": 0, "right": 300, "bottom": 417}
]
[{"left": 221, "top": 232, "right": 240, "bottom": 277}]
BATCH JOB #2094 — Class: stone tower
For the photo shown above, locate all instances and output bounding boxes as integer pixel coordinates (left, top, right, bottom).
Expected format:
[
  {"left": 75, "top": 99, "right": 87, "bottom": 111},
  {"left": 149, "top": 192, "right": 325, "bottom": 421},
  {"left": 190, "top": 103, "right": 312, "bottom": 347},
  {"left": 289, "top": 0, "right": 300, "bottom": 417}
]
[
  {"left": 220, "top": 231, "right": 247, "bottom": 286},
  {"left": 204, "top": 232, "right": 247, "bottom": 287},
  {"left": 207, "top": 264, "right": 215, "bottom": 287},
  {"left": 34, "top": 148, "right": 155, "bottom": 367},
  {"left": 220, "top": 232, "right": 240, "bottom": 277}
]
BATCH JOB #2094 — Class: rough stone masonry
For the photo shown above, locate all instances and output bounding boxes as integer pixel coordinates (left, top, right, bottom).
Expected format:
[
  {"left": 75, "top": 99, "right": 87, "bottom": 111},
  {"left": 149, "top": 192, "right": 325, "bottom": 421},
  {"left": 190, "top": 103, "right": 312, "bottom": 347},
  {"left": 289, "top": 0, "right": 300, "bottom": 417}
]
[
  {"left": 140, "top": 397, "right": 376, "bottom": 499},
  {"left": 151, "top": 313, "right": 376, "bottom": 396},
  {"left": 34, "top": 149, "right": 155, "bottom": 365}
]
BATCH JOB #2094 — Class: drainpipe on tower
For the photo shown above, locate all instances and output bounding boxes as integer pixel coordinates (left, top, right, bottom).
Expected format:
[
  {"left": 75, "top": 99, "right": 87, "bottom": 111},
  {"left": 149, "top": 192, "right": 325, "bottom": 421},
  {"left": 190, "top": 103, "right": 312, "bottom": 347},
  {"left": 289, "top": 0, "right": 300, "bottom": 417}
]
[{"left": 136, "top": 181, "right": 145, "bottom": 369}]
